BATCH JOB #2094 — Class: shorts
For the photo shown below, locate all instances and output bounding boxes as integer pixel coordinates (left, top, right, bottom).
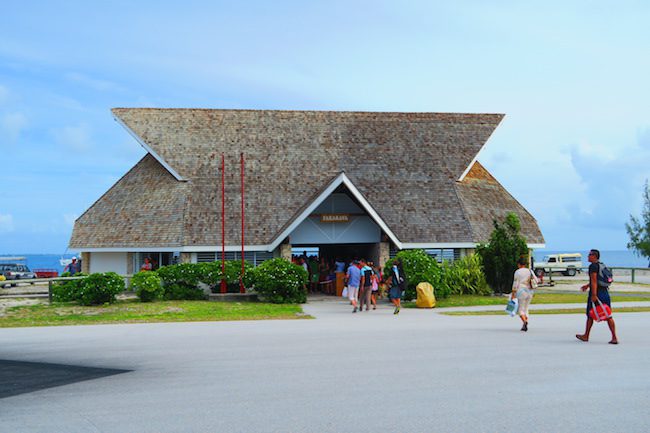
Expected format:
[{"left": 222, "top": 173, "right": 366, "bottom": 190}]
[
  {"left": 347, "top": 286, "right": 359, "bottom": 301},
  {"left": 586, "top": 288, "right": 611, "bottom": 317},
  {"left": 389, "top": 286, "right": 402, "bottom": 300}
]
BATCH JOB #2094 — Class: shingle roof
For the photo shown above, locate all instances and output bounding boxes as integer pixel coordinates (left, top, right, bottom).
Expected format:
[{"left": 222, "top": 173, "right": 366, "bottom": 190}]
[{"left": 70, "top": 108, "right": 544, "bottom": 249}]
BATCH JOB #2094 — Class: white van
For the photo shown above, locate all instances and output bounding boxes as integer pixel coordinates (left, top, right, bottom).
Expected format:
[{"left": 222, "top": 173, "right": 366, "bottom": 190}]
[{"left": 534, "top": 253, "right": 583, "bottom": 276}]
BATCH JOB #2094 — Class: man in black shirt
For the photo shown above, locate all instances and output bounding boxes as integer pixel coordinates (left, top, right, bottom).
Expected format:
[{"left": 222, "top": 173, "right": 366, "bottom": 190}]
[{"left": 576, "top": 249, "right": 618, "bottom": 344}]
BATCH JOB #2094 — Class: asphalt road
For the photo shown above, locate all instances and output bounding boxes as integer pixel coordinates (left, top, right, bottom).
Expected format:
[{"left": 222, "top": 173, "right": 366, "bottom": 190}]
[{"left": 1, "top": 299, "right": 649, "bottom": 433}]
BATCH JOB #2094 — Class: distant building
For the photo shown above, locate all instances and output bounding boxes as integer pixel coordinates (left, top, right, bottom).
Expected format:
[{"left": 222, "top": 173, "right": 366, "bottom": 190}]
[{"left": 69, "top": 109, "right": 544, "bottom": 274}]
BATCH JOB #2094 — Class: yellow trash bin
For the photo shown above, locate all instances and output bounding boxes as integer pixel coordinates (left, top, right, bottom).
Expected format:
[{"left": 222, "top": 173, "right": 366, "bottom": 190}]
[{"left": 415, "top": 282, "right": 436, "bottom": 308}]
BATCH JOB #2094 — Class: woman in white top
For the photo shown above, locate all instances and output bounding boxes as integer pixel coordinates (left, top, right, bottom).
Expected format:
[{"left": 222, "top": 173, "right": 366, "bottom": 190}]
[{"left": 511, "top": 257, "right": 538, "bottom": 332}]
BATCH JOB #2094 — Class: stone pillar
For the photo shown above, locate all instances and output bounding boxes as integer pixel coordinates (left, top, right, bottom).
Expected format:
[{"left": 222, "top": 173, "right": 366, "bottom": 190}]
[
  {"left": 379, "top": 242, "right": 390, "bottom": 268},
  {"left": 81, "top": 252, "right": 91, "bottom": 274},
  {"left": 279, "top": 243, "right": 292, "bottom": 262},
  {"left": 180, "top": 252, "right": 192, "bottom": 264},
  {"left": 127, "top": 252, "right": 135, "bottom": 275}
]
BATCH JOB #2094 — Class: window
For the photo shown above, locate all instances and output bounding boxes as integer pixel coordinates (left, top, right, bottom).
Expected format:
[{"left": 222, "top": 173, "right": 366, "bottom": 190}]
[
  {"left": 137, "top": 252, "right": 174, "bottom": 271},
  {"left": 196, "top": 251, "right": 272, "bottom": 266}
]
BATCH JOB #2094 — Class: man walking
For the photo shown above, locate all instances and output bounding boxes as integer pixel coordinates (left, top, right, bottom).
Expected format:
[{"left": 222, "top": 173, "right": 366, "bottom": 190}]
[
  {"left": 358, "top": 259, "right": 373, "bottom": 312},
  {"left": 346, "top": 260, "right": 361, "bottom": 313},
  {"left": 576, "top": 249, "right": 618, "bottom": 344}
]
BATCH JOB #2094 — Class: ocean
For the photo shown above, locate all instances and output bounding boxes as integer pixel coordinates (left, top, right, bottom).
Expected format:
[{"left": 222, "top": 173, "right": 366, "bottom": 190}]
[{"left": 0, "top": 253, "right": 80, "bottom": 274}]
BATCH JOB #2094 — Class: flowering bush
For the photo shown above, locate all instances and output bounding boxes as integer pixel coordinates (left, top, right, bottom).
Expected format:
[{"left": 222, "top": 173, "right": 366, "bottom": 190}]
[
  {"left": 155, "top": 263, "right": 205, "bottom": 300},
  {"left": 132, "top": 271, "right": 164, "bottom": 302},
  {"left": 251, "top": 258, "right": 307, "bottom": 303},
  {"left": 51, "top": 272, "right": 88, "bottom": 302},
  {"left": 198, "top": 260, "right": 254, "bottom": 293},
  {"left": 77, "top": 272, "right": 125, "bottom": 305}
]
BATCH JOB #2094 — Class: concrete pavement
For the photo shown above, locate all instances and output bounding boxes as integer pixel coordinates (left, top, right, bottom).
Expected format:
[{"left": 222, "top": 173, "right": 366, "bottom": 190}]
[{"left": 1, "top": 298, "right": 649, "bottom": 432}]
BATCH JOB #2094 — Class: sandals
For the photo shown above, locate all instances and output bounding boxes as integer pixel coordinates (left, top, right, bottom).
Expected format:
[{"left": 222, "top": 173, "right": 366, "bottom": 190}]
[{"left": 575, "top": 334, "right": 589, "bottom": 342}]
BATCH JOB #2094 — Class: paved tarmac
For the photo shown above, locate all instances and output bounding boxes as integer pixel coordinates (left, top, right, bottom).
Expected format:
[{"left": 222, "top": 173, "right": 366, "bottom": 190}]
[{"left": 1, "top": 298, "right": 649, "bottom": 433}]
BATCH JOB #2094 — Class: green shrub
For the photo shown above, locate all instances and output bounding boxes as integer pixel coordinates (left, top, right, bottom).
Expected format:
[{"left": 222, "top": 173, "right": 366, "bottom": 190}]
[
  {"left": 51, "top": 272, "right": 88, "bottom": 302},
  {"left": 384, "top": 250, "right": 446, "bottom": 300},
  {"left": 476, "top": 213, "right": 529, "bottom": 293},
  {"left": 252, "top": 258, "right": 307, "bottom": 303},
  {"left": 198, "top": 260, "right": 254, "bottom": 293},
  {"left": 155, "top": 263, "right": 206, "bottom": 300},
  {"left": 132, "top": 271, "right": 164, "bottom": 302},
  {"left": 163, "top": 283, "right": 206, "bottom": 300},
  {"left": 443, "top": 254, "right": 491, "bottom": 296},
  {"left": 77, "top": 272, "right": 124, "bottom": 305}
]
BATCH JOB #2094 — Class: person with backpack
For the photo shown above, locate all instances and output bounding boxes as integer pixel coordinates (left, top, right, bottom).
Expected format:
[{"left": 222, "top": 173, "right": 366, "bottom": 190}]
[
  {"left": 388, "top": 259, "right": 406, "bottom": 315},
  {"left": 358, "top": 259, "right": 373, "bottom": 312},
  {"left": 576, "top": 249, "right": 618, "bottom": 344}
]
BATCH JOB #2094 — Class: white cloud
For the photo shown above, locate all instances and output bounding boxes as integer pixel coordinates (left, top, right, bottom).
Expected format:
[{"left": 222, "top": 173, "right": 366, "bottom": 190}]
[
  {"left": 0, "top": 214, "right": 14, "bottom": 232},
  {"left": 1, "top": 112, "right": 28, "bottom": 142},
  {"left": 52, "top": 123, "right": 93, "bottom": 151},
  {"left": 65, "top": 72, "right": 124, "bottom": 92}
]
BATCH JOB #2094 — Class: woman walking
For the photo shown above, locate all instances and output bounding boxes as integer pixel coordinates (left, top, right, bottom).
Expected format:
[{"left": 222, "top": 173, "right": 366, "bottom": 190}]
[
  {"left": 511, "top": 257, "right": 538, "bottom": 331},
  {"left": 369, "top": 261, "right": 380, "bottom": 310}
]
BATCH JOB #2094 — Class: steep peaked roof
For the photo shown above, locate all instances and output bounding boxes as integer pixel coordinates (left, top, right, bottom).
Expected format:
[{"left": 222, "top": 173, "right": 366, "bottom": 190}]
[
  {"left": 71, "top": 108, "right": 544, "bottom": 250},
  {"left": 456, "top": 161, "right": 544, "bottom": 244}
]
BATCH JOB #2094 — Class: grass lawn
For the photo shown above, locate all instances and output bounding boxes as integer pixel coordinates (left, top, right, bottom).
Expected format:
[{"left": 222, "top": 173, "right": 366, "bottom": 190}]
[
  {"left": 403, "top": 292, "right": 650, "bottom": 309},
  {"left": 441, "top": 307, "right": 650, "bottom": 316},
  {"left": 0, "top": 299, "right": 311, "bottom": 328}
]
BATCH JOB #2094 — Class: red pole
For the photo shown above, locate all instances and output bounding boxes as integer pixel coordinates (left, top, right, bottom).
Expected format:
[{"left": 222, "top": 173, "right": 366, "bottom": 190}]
[
  {"left": 221, "top": 154, "right": 227, "bottom": 294},
  {"left": 240, "top": 152, "right": 245, "bottom": 293}
]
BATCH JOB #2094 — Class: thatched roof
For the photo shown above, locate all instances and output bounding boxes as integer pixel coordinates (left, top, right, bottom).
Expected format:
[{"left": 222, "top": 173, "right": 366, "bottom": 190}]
[{"left": 70, "top": 109, "right": 544, "bottom": 250}]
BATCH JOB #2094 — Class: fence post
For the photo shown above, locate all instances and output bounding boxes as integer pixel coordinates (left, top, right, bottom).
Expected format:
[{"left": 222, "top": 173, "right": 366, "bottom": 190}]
[
  {"left": 48, "top": 280, "right": 53, "bottom": 304},
  {"left": 631, "top": 268, "right": 635, "bottom": 283}
]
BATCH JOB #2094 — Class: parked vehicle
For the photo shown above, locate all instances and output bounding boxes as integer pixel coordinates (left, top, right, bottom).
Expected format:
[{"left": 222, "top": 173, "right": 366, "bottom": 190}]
[
  {"left": 1, "top": 263, "right": 38, "bottom": 287},
  {"left": 34, "top": 269, "right": 59, "bottom": 278},
  {"left": 534, "top": 253, "right": 583, "bottom": 277}
]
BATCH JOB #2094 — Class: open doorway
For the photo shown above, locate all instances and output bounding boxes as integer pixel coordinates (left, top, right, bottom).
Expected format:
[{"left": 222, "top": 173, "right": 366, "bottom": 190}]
[{"left": 291, "top": 243, "right": 379, "bottom": 296}]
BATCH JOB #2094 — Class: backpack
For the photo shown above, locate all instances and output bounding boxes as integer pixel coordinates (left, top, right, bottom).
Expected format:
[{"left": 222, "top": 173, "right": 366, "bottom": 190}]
[{"left": 597, "top": 262, "right": 613, "bottom": 288}]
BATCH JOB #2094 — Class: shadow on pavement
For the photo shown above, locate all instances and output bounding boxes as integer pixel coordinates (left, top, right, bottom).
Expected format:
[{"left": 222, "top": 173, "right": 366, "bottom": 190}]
[{"left": 0, "top": 359, "right": 130, "bottom": 399}]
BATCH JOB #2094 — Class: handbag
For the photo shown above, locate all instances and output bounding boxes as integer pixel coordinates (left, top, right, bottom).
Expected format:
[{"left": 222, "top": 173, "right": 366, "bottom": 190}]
[
  {"left": 342, "top": 286, "right": 348, "bottom": 298},
  {"left": 589, "top": 299, "right": 612, "bottom": 322},
  {"left": 505, "top": 298, "right": 518, "bottom": 316},
  {"left": 529, "top": 269, "right": 538, "bottom": 289}
]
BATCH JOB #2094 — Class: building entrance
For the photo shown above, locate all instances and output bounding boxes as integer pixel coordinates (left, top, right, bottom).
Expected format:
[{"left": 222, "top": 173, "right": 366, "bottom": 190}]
[{"left": 293, "top": 243, "right": 380, "bottom": 296}]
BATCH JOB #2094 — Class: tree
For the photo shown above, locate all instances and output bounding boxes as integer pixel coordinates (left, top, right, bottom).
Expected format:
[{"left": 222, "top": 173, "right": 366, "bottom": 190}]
[
  {"left": 626, "top": 180, "right": 650, "bottom": 266},
  {"left": 476, "top": 213, "right": 529, "bottom": 294}
]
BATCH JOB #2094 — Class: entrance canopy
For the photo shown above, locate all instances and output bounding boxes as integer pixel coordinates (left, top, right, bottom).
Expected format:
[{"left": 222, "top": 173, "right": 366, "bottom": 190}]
[
  {"left": 269, "top": 172, "right": 399, "bottom": 251},
  {"left": 290, "top": 192, "right": 381, "bottom": 244}
]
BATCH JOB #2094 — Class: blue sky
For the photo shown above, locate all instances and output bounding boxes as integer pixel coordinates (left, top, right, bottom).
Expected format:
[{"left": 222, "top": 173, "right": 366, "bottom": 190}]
[{"left": 1, "top": 1, "right": 648, "bottom": 253}]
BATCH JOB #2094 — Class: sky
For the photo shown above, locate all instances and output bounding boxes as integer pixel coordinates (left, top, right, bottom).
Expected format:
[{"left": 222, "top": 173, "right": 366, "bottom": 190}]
[{"left": 1, "top": 1, "right": 649, "bottom": 253}]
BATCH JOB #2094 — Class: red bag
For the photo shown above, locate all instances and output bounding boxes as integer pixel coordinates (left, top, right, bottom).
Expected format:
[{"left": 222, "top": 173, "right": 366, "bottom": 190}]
[{"left": 589, "top": 299, "right": 612, "bottom": 322}]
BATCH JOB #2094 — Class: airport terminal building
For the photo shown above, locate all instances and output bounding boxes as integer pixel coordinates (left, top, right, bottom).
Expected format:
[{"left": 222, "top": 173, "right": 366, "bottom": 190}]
[{"left": 69, "top": 108, "right": 544, "bottom": 275}]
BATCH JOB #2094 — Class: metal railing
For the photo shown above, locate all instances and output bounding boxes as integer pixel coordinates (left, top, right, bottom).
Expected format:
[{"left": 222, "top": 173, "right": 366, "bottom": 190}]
[{"left": 1, "top": 275, "right": 134, "bottom": 303}]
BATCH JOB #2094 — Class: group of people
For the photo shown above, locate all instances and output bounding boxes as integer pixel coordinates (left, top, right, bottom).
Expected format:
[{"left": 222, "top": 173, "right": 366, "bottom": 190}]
[
  {"left": 292, "top": 254, "right": 334, "bottom": 292},
  {"left": 511, "top": 249, "right": 618, "bottom": 344},
  {"left": 344, "top": 258, "right": 406, "bottom": 315}
]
